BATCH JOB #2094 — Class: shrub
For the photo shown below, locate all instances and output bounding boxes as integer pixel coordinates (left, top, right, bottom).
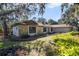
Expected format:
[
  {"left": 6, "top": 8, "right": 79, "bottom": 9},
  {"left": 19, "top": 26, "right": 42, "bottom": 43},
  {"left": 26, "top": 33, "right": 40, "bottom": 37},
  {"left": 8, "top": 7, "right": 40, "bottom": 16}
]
[
  {"left": 0, "top": 28, "right": 3, "bottom": 33},
  {"left": 52, "top": 32, "right": 79, "bottom": 56},
  {"left": 70, "top": 31, "right": 79, "bottom": 36}
]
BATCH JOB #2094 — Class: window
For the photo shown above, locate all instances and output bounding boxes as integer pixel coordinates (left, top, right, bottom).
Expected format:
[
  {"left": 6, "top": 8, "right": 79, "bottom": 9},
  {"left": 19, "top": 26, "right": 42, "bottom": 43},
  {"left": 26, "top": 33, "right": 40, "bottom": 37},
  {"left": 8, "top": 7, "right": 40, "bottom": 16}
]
[
  {"left": 43, "top": 27, "right": 47, "bottom": 32},
  {"left": 29, "top": 27, "right": 36, "bottom": 33},
  {"left": 51, "top": 27, "right": 53, "bottom": 32}
]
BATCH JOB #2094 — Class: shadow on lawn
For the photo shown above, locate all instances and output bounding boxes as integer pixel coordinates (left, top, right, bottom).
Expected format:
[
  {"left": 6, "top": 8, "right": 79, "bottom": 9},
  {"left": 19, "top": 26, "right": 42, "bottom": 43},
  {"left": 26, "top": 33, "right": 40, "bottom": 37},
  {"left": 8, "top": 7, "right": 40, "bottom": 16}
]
[
  {"left": 10, "top": 33, "right": 53, "bottom": 41},
  {"left": 0, "top": 33, "right": 57, "bottom": 56},
  {"left": 0, "top": 34, "right": 49, "bottom": 48}
]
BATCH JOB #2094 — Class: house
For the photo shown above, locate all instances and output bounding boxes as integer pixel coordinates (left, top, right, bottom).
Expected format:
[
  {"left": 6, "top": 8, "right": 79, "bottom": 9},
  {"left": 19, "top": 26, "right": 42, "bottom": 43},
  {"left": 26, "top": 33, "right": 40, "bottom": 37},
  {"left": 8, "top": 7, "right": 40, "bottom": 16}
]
[
  {"left": 11, "top": 20, "right": 73, "bottom": 37},
  {"left": 49, "top": 24, "right": 72, "bottom": 33}
]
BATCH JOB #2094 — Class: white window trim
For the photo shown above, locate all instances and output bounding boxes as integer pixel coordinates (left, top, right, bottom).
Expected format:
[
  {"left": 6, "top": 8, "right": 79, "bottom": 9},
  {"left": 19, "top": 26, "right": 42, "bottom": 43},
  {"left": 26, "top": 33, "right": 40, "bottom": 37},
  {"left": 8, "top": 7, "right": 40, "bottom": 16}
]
[
  {"left": 51, "top": 27, "right": 53, "bottom": 32},
  {"left": 49, "top": 27, "right": 53, "bottom": 33},
  {"left": 49, "top": 27, "right": 51, "bottom": 33},
  {"left": 28, "top": 25, "right": 37, "bottom": 36},
  {"left": 43, "top": 27, "right": 48, "bottom": 33}
]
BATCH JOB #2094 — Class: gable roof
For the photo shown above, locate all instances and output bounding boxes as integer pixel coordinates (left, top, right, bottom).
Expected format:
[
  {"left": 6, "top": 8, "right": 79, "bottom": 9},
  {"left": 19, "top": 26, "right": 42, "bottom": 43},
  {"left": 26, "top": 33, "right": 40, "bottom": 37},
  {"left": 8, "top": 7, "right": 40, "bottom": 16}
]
[
  {"left": 11, "top": 20, "right": 38, "bottom": 27},
  {"left": 37, "top": 23, "right": 72, "bottom": 28},
  {"left": 50, "top": 24, "right": 72, "bottom": 28},
  {"left": 22, "top": 20, "right": 38, "bottom": 25},
  {"left": 37, "top": 22, "right": 48, "bottom": 27},
  {"left": 11, "top": 20, "right": 72, "bottom": 28}
]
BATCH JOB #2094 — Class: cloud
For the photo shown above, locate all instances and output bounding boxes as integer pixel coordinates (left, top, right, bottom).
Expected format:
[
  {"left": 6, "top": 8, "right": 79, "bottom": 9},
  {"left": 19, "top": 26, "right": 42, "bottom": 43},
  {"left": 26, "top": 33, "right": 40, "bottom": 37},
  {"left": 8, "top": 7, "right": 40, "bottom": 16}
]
[{"left": 47, "top": 3, "right": 62, "bottom": 8}]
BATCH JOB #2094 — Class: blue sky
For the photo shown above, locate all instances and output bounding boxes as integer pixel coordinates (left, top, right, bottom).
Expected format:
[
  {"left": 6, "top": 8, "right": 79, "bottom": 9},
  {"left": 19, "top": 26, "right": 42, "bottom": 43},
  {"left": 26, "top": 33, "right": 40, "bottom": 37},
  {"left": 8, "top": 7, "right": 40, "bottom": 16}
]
[
  {"left": 43, "top": 3, "right": 62, "bottom": 21},
  {"left": 32, "top": 3, "right": 62, "bottom": 21}
]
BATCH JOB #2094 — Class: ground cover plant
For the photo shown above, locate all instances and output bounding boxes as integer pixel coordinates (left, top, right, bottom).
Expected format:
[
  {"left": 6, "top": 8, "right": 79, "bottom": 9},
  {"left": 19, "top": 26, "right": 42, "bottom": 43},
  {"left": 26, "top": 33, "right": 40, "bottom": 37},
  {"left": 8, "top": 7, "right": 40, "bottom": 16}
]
[
  {"left": 0, "top": 31, "right": 79, "bottom": 56},
  {"left": 52, "top": 31, "right": 79, "bottom": 56}
]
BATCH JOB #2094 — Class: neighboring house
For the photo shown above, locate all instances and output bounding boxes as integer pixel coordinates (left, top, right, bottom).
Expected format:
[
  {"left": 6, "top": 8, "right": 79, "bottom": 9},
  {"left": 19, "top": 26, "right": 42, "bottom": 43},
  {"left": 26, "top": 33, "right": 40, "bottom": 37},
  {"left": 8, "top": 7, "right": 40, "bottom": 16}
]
[{"left": 11, "top": 20, "right": 73, "bottom": 37}]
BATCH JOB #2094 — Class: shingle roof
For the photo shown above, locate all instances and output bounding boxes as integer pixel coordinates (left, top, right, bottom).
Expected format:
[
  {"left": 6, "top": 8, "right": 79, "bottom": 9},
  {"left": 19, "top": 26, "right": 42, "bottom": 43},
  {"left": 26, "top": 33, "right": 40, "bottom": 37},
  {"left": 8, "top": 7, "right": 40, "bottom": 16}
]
[
  {"left": 49, "top": 24, "right": 72, "bottom": 28},
  {"left": 11, "top": 20, "right": 72, "bottom": 28},
  {"left": 37, "top": 23, "right": 72, "bottom": 28},
  {"left": 22, "top": 20, "right": 38, "bottom": 25},
  {"left": 11, "top": 20, "right": 38, "bottom": 27},
  {"left": 37, "top": 22, "right": 48, "bottom": 27}
]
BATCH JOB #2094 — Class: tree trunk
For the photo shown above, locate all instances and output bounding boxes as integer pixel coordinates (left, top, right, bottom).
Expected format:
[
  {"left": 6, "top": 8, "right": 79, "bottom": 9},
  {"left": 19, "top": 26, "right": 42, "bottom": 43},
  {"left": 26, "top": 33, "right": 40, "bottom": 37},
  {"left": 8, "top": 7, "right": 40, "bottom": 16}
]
[{"left": 2, "top": 20, "right": 9, "bottom": 40}]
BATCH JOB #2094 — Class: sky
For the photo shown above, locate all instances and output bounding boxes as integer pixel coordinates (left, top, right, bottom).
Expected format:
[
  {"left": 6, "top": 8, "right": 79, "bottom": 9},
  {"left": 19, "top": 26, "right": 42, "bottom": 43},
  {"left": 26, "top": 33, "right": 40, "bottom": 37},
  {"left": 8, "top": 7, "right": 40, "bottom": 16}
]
[
  {"left": 31, "top": 3, "right": 62, "bottom": 21},
  {"left": 43, "top": 3, "right": 62, "bottom": 21}
]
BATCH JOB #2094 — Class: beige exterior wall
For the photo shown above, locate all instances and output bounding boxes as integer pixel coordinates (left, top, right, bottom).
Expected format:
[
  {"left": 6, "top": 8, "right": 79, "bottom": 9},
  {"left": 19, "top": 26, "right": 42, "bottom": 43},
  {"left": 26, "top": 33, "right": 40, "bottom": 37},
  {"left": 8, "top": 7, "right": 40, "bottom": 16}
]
[
  {"left": 53, "top": 27, "right": 71, "bottom": 33},
  {"left": 19, "top": 25, "right": 28, "bottom": 35},
  {"left": 36, "top": 26, "right": 43, "bottom": 34},
  {"left": 13, "top": 25, "right": 72, "bottom": 36}
]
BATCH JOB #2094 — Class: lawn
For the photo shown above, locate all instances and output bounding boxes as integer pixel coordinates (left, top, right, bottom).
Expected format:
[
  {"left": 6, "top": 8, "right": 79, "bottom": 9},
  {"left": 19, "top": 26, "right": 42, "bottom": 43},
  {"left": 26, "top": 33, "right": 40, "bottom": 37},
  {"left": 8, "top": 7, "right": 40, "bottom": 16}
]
[
  {"left": 52, "top": 31, "right": 79, "bottom": 56},
  {"left": 0, "top": 31, "right": 79, "bottom": 56}
]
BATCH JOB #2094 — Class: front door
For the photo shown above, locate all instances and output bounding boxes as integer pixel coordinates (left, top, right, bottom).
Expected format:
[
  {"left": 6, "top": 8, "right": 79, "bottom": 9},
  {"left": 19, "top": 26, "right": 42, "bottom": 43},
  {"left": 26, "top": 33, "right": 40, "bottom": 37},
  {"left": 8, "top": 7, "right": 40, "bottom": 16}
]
[{"left": 12, "top": 26, "right": 19, "bottom": 37}]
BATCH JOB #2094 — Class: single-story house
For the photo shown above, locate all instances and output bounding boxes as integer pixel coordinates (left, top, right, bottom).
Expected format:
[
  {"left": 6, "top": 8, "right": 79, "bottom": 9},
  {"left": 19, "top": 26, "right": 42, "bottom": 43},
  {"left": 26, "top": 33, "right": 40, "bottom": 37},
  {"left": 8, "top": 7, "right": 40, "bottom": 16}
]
[
  {"left": 11, "top": 20, "right": 73, "bottom": 37},
  {"left": 49, "top": 24, "right": 72, "bottom": 33}
]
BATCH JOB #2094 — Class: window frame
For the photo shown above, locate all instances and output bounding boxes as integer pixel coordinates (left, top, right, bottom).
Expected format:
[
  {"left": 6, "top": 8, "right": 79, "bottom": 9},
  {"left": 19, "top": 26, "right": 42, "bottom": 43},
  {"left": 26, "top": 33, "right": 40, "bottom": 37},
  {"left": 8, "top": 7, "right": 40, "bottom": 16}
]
[
  {"left": 29, "top": 26, "right": 36, "bottom": 33},
  {"left": 43, "top": 27, "right": 47, "bottom": 33}
]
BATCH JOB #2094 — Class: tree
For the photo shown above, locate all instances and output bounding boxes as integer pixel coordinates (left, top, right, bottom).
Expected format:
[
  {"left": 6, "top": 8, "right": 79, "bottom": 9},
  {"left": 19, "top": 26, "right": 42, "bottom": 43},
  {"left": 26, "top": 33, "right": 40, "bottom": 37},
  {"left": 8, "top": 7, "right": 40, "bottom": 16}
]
[
  {"left": 61, "top": 3, "right": 70, "bottom": 13},
  {"left": 60, "top": 3, "right": 79, "bottom": 31},
  {"left": 32, "top": 17, "right": 37, "bottom": 21},
  {"left": 48, "top": 19, "right": 58, "bottom": 25},
  {"left": 37, "top": 17, "right": 47, "bottom": 24},
  {"left": 0, "top": 3, "right": 46, "bottom": 41}
]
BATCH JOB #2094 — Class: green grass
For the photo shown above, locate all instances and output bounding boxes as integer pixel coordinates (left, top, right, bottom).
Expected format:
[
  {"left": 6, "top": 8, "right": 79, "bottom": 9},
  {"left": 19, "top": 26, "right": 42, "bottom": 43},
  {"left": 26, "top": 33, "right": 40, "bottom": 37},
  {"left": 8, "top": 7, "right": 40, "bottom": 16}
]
[
  {"left": 0, "top": 31, "right": 79, "bottom": 56},
  {"left": 52, "top": 32, "right": 79, "bottom": 56},
  {"left": 0, "top": 38, "right": 57, "bottom": 55}
]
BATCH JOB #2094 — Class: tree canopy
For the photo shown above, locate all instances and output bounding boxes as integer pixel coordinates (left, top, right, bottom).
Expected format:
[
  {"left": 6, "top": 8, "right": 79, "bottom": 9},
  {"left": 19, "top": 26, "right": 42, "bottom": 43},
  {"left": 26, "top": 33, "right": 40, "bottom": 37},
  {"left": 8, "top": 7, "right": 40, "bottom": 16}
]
[
  {"left": 37, "top": 17, "right": 47, "bottom": 24},
  {"left": 0, "top": 3, "right": 46, "bottom": 22},
  {"left": 59, "top": 3, "right": 79, "bottom": 31},
  {"left": 48, "top": 19, "right": 58, "bottom": 25},
  {"left": 0, "top": 3, "right": 46, "bottom": 39}
]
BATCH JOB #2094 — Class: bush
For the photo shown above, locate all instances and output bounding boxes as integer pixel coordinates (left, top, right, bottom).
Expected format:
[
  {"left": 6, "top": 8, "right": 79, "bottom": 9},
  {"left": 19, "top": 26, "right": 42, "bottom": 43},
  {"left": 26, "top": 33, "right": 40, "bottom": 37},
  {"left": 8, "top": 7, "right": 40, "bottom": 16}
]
[
  {"left": 70, "top": 31, "right": 79, "bottom": 36},
  {"left": 0, "top": 28, "right": 3, "bottom": 33},
  {"left": 0, "top": 31, "right": 79, "bottom": 56},
  {"left": 52, "top": 32, "right": 79, "bottom": 56},
  {"left": 20, "top": 34, "right": 30, "bottom": 38}
]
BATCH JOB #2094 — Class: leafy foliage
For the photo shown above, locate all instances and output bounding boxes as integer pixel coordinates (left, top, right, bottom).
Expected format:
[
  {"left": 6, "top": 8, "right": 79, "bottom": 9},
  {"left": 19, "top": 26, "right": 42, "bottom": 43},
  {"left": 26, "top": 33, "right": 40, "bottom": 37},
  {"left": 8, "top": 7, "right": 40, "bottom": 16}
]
[
  {"left": 0, "top": 31, "right": 79, "bottom": 56},
  {"left": 0, "top": 25, "right": 3, "bottom": 33},
  {"left": 0, "top": 3, "right": 46, "bottom": 39},
  {"left": 59, "top": 3, "right": 79, "bottom": 31},
  {"left": 52, "top": 32, "right": 79, "bottom": 56},
  {"left": 37, "top": 17, "right": 47, "bottom": 24},
  {"left": 48, "top": 19, "right": 58, "bottom": 25}
]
